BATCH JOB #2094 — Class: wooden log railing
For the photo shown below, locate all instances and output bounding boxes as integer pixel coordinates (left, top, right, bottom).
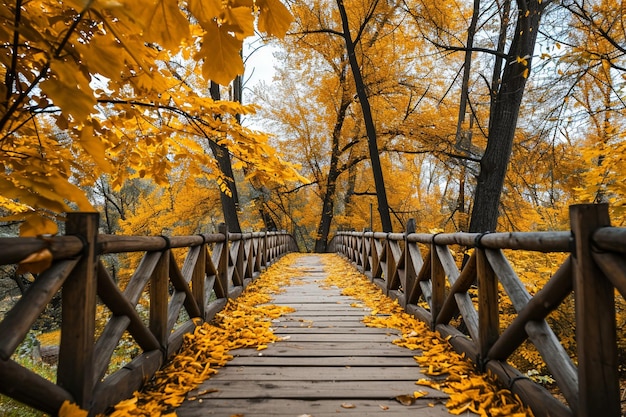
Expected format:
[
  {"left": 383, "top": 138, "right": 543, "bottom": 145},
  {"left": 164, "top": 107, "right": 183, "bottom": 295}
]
[
  {"left": 0, "top": 213, "right": 298, "bottom": 415},
  {"left": 329, "top": 203, "right": 624, "bottom": 417}
]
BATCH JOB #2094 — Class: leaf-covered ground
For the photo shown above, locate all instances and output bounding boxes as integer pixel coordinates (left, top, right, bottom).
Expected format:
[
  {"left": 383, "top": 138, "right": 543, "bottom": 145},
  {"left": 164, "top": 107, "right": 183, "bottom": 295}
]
[{"left": 60, "top": 253, "right": 533, "bottom": 417}]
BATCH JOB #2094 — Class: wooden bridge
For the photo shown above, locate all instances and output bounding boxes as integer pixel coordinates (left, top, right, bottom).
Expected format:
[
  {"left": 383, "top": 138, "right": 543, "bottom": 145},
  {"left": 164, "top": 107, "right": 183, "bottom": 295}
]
[{"left": 0, "top": 203, "right": 625, "bottom": 417}]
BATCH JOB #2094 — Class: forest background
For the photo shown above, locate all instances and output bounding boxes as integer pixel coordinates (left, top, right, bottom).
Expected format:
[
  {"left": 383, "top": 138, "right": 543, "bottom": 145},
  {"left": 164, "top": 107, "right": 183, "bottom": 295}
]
[
  {"left": 1, "top": 0, "right": 626, "bottom": 410},
  {"left": 1, "top": 0, "right": 625, "bottom": 250}
]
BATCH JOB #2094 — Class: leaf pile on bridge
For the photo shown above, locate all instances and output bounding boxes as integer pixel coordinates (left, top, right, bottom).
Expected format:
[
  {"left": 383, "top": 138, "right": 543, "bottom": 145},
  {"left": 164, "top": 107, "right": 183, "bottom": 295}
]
[{"left": 323, "top": 255, "right": 532, "bottom": 417}]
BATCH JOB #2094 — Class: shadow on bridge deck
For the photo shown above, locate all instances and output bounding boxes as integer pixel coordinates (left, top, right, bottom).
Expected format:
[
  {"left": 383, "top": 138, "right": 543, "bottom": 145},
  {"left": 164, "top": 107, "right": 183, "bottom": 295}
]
[{"left": 176, "top": 255, "right": 455, "bottom": 417}]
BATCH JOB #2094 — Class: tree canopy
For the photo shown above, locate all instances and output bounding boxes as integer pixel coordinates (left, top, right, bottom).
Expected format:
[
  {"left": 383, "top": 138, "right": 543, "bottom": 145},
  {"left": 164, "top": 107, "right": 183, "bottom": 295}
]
[{"left": 0, "top": 0, "right": 303, "bottom": 236}]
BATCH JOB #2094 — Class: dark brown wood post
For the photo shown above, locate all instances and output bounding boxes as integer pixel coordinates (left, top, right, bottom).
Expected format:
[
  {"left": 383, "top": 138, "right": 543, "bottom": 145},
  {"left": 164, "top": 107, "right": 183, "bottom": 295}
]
[
  {"left": 192, "top": 241, "right": 207, "bottom": 320},
  {"left": 476, "top": 247, "right": 499, "bottom": 369},
  {"left": 430, "top": 240, "right": 445, "bottom": 331},
  {"left": 402, "top": 219, "right": 417, "bottom": 309},
  {"left": 570, "top": 204, "right": 619, "bottom": 417},
  {"left": 361, "top": 229, "right": 370, "bottom": 274},
  {"left": 58, "top": 212, "right": 99, "bottom": 407},
  {"left": 217, "top": 223, "right": 230, "bottom": 298},
  {"left": 150, "top": 239, "right": 170, "bottom": 349}
]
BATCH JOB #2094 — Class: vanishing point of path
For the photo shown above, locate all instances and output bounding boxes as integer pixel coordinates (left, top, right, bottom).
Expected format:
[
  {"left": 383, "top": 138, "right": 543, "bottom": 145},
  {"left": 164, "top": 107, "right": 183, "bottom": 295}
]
[{"left": 176, "top": 254, "right": 456, "bottom": 417}]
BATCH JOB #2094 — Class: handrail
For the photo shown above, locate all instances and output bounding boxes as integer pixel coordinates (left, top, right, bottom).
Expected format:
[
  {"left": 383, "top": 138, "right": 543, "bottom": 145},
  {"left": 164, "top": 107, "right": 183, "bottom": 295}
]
[
  {"left": 330, "top": 203, "right": 623, "bottom": 417},
  {"left": 0, "top": 213, "right": 299, "bottom": 415}
]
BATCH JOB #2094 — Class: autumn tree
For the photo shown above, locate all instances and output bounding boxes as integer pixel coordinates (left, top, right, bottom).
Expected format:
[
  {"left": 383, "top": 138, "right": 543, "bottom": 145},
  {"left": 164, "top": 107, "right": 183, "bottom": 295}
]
[
  {"left": 0, "top": 0, "right": 301, "bottom": 236},
  {"left": 253, "top": 0, "right": 449, "bottom": 251}
]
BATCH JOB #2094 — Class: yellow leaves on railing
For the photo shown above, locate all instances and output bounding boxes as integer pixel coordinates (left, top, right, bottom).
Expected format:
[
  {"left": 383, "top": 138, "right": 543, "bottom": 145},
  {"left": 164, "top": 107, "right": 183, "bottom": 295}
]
[{"left": 322, "top": 255, "right": 533, "bottom": 417}]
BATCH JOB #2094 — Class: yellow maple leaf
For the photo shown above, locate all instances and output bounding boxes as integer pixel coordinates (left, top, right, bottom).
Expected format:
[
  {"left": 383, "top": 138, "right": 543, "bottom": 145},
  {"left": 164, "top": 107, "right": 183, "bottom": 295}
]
[
  {"left": 16, "top": 248, "right": 53, "bottom": 275},
  {"left": 58, "top": 401, "right": 88, "bottom": 417},
  {"left": 197, "top": 21, "right": 244, "bottom": 85}
]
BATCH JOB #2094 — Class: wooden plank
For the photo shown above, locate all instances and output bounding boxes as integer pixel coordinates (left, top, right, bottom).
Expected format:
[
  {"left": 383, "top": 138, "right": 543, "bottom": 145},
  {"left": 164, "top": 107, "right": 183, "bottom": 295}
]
[
  {"left": 274, "top": 327, "right": 400, "bottom": 335},
  {"left": 272, "top": 333, "right": 399, "bottom": 343},
  {"left": 228, "top": 355, "right": 418, "bottom": 367},
  {"left": 0, "top": 236, "right": 83, "bottom": 264},
  {"left": 184, "top": 380, "right": 448, "bottom": 400},
  {"left": 434, "top": 245, "right": 479, "bottom": 342},
  {"left": 406, "top": 248, "right": 430, "bottom": 305},
  {"left": 231, "top": 343, "right": 417, "bottom": 357},
  {"left": 179, "top": 398, "right": 451, "bottom": 417},
  {"left": 207, "top": 365, "right": 424, "bottom": 381},
  {"left": 270, "top": 320, "right": 375, "bottom": 328},
  {"left": 275, "top": 309, "right": 371, "bottom": 316}
]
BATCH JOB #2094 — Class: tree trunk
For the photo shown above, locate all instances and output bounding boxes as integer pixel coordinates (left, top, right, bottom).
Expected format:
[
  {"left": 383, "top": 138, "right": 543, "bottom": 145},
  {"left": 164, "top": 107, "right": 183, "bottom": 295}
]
[
  {"left": 336, "top": 0, "right": 393, "bottom": 232},
  {"left": 468, "top": 0, "right": 548, "bottom": 233},
  {"left": 313, "top": 73, "right": 351, "bottom": 252},
  {"left": 314, "top": 168, "right": 339, "bottom": 252},
  {"left": 209, "top": 81, "right": 242, "bottom": 233}
]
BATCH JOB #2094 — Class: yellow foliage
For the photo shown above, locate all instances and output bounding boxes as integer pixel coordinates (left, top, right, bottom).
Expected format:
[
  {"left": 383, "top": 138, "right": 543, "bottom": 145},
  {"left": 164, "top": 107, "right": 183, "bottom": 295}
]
[
  {"left": 0, "top": 0, "right": 297, "bottom": 236},
  {"left": 322, "top": 255, "right": 534, "bottom": 417}
]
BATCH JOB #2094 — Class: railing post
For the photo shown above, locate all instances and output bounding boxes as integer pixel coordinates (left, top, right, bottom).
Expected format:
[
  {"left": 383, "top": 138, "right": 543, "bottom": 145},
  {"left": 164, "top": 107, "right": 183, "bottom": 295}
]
[
  {"left": 400, "top": 219, "right": 416, "bottom": 308},
  {"left": 192, "top": 238, "right": 207, "bottom": 319},
  {"left": 570, "top": 203, "right": 619, "bottom": 417},
  {"left": 476, "top": 247, "right": 499, "bottom": 370},
  {"left": 430, "top": 239, "right": 445, "bottom": 331},
  {"left": 217, "top": 223, "right": 229, "bottom": 298},
  {"left": 57, "top": 212, "right": 99, "bottom": 408},
  {"left": 150, "top": 239, "right": 170, "bottom": 349},
  {"left": 262, "top": 230, "right": 268, "bottom": 268},
  {"left": 362, "top": 229, "right": 370, "bottom": 274}
]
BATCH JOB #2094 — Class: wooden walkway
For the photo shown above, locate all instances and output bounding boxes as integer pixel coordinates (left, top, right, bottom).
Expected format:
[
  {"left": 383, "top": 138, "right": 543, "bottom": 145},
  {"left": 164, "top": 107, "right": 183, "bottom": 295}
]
[{"left": 177, "top": 255, "right": 455, "bottom": 416}]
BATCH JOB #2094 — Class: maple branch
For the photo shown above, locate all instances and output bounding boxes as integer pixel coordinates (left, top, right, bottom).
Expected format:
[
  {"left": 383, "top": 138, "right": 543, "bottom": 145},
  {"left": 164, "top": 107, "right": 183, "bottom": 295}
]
[
  {"left": 0, "top": 4, "right": 90, "bottom": 133},
  {"left": 384, "top": 147, "right": 482, "bottom": 163},
  {"left": 290, "top": 28, "right": 344, "bottom": 38},
  {"left": 353, "top": 0, "right": 380, "bottom": 46},
  {"left": 280, "top": 180, "right": 320, "bottom": 194},
  {"left": 425, "top": 40, "right": 510, "bottom": 60}
]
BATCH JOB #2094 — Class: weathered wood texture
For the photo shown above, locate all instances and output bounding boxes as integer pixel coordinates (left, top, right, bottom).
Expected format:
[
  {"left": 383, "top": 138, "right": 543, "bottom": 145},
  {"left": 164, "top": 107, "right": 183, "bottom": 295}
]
[
  {"left": 330, "top": 203, "right": 625, "bottom": 417},
  {"left": 177, "top": 255, "right": 455, "bottom": 417},
  {"left": 0, "top": 216, "right": 297, "bottom": 416}
]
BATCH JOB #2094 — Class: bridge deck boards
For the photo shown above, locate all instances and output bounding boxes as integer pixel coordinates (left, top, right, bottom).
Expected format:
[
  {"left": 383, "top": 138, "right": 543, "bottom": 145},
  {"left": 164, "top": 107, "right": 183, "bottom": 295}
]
[{"left": 177, "top": 255, "right": 455, "bottom": 417}]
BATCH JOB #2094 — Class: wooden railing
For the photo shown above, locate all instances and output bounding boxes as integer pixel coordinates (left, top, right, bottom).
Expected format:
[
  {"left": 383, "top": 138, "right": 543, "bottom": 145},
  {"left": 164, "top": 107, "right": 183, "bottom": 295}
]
[
  {"left": 329, "top": 204, "right": 625, "bottom": 417},
  {"left": 0, "top": 213, "right": 298, "bottom": 415}
]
